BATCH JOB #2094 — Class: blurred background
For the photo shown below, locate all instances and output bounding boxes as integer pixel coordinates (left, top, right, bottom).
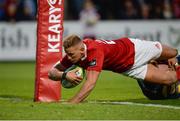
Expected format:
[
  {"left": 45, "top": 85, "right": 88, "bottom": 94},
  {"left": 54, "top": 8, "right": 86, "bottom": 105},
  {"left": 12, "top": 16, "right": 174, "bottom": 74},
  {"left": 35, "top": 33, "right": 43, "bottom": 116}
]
[
  {"left": 0, "top": 0, "right": 180, "bottom": 61},
  {"left": 0, "top": 0, "right": 180, "bottom": 21}
]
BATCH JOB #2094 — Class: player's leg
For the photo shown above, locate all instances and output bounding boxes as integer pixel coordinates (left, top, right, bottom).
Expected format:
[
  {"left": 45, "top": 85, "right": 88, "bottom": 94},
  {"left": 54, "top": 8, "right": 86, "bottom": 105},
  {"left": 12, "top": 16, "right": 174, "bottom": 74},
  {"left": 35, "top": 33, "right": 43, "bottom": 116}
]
[
  {"left": 157, "top": 44, "right": 178, "bottom": 60},
  {"left": 127, "top": 38, "right": 178, "bottom": 85},
  {"left": 144, "top": 63, "right": 177, "bottom": 85}
]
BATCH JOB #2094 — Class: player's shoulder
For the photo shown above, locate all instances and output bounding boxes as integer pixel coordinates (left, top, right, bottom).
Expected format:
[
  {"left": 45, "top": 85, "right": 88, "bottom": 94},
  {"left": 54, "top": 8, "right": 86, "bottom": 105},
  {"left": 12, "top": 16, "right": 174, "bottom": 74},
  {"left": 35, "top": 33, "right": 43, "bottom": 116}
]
[
  {"left": 83, "top": 38, "right": 100, "bottom": 48},
  {"left": 83, "top": 38, "right": 94, "bottom": 43},
  {"left": 83, "top": 39, "right": 104, "bottom": 54}
]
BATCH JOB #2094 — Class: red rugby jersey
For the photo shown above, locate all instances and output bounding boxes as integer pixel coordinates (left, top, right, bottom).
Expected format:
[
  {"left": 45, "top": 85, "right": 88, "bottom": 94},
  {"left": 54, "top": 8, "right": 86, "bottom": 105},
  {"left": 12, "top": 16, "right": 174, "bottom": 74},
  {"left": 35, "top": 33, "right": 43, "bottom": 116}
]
[{"left": 61, "top": 38, "right": 135, "bottom": 73}]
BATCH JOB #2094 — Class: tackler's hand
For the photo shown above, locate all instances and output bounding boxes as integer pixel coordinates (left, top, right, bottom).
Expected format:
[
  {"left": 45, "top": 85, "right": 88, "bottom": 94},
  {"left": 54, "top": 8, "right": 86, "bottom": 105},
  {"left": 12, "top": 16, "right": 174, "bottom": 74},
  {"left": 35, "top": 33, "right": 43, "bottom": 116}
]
[{"left": 168, "top": 57, "right": 177, "bottom": 70}]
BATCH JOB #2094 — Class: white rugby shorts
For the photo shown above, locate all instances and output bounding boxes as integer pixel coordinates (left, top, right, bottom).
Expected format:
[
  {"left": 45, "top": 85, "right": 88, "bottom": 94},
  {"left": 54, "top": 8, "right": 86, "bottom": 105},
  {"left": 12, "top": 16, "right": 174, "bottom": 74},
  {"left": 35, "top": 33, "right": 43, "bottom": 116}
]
[{"left": 123, "top": 38, "right": 162, "bottom": 80}]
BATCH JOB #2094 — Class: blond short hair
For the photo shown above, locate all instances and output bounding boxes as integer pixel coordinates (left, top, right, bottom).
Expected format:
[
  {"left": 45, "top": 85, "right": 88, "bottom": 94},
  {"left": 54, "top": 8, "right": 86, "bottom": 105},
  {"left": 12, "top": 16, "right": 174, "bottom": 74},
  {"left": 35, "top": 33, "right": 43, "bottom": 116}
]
[{"left": 63, "top": 34, "right": 82, "bottom": 49}]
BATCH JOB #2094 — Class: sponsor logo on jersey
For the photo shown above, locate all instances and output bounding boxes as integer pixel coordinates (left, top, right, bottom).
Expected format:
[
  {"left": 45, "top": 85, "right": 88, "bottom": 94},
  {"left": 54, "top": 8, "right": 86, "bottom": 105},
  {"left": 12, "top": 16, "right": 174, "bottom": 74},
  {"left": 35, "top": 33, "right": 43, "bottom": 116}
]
[{"left": 89, "top": 59, "right": 96, "bottom": 66}]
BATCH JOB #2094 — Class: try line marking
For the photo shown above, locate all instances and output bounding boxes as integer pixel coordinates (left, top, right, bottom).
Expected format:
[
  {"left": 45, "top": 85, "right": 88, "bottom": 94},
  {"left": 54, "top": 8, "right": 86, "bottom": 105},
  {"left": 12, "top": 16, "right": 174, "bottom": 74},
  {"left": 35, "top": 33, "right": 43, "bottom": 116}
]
[
  {"left": 1, "top": 97, "right": 179, "bottom": 110},
  {"left": 88, "top": 101, "right": 180, "bottom": 110}
]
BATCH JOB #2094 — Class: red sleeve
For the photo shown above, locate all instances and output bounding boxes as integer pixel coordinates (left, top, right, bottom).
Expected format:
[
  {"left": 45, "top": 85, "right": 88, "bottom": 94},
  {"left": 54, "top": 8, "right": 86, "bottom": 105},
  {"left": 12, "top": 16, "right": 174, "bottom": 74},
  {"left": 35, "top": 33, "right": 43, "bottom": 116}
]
[
  {"left": 87, "top": 49, "right": 104, "bottom": 72},
  {"left": 61, "top": 55, "right": 73, "bottom": 69}
]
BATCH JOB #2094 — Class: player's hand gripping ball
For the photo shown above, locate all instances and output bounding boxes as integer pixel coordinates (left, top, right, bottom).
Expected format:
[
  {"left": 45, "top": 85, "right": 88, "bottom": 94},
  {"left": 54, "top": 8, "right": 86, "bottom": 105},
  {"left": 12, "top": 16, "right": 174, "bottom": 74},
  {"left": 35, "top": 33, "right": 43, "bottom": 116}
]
[{"left": 61, "top": 65, "right": 85, "bottom": 88}]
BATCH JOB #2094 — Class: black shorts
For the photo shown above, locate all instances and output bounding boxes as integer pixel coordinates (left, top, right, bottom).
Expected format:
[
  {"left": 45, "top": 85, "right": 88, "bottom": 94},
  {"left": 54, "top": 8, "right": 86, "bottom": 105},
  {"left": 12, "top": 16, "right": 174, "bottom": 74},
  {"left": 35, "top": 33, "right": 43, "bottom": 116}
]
[{"left": 137, "top": 79, "right": 180, "bottom": 100}]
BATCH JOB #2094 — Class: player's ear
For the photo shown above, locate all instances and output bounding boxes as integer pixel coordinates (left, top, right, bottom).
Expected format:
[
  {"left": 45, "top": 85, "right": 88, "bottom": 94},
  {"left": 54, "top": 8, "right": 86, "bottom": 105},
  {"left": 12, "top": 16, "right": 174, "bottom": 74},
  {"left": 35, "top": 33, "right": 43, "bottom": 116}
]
[
  {"left": 80, "top": 43, "right": 84, "bottom": 51},
  {"left": 80, "top": 47, "right": 84, "bottom": 53},
  {"left": 80, "top": 46, "right": 84, "bottom": 51}
]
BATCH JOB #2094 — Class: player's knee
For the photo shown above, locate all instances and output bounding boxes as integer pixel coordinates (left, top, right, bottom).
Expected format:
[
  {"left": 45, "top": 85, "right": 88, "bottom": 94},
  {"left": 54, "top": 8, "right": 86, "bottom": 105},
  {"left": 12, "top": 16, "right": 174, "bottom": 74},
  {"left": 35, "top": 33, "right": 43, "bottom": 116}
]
[
  {"left": 161, "top": 46, "right": 178, "bottom": 59},
  {"left": 170, "top": 48, "right": 178, "bottom": 58},
  {"left": 169, "top": 48, "right": 178, "bottom": 58}
]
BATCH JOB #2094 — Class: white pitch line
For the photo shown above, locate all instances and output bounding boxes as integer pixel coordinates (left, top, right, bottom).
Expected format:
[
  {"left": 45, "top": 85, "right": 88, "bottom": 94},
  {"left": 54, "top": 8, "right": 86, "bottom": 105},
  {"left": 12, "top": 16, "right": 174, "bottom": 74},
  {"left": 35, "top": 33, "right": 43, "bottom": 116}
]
[
  {"left": 89, "top": 101, "right": 180, "bottom": 110},
  {"left": 0, "top": 97, "right": 22, "bottom": 101},
  {"left": 1, "top": 97, "right": 179, "bottom": 110}
]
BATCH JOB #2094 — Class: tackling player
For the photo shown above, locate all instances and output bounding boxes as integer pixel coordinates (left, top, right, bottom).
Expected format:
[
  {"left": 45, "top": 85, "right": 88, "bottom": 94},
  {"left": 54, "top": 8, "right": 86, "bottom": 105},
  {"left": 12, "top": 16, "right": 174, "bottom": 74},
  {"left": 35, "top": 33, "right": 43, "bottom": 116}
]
[
  {"left": 137, "top": 60, "right": 180, "bottom": 100},
  {"left": 48, "top": 34, "right": 179, "bottom": 103}
]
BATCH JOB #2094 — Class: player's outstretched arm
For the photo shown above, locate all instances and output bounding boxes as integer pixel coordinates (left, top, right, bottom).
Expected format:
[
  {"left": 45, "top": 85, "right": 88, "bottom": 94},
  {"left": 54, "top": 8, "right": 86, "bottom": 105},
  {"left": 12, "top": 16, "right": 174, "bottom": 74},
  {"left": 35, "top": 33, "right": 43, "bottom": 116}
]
[
  {"left": 68, "top": 70, "right": 100, "bottom": 104},
  {"left": 48, "top": 68, "right": 63, "bottom": 81},
  {"left": 49, "top": 61, "right": 81, "bottom": 84},
  {"left": 48, "top": 61, "right": 66, "bottom": 81}
]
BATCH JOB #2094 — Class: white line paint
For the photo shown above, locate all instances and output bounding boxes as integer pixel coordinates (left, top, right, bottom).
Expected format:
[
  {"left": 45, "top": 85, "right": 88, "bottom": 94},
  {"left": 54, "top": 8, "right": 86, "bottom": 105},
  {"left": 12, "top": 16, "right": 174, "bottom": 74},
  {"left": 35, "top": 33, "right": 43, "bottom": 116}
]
[
  {"left": 1, "top": 96, "right": 179, "bottom": 110},
  {"left": 89, "top": 101, "right": 180, "bottom": 110},
  {"left": 0, "top": 97, "right": 22, "bottom": 101}
]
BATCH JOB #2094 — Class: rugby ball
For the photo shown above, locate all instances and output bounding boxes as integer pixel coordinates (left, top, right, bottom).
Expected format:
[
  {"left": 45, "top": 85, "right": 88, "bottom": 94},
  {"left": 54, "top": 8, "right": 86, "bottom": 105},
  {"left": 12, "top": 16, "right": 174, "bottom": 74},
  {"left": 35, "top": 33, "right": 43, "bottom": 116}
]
[{"left": 61, "top": 65, "right": 85, "bottom": 88}]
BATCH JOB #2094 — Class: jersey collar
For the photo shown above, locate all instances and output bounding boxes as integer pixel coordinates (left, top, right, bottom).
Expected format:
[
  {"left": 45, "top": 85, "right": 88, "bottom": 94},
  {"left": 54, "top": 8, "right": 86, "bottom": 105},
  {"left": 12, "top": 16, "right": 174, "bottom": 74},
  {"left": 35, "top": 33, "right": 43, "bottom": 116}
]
[{"left": 81, "top": 43, "right": 87, "bottom": 61}]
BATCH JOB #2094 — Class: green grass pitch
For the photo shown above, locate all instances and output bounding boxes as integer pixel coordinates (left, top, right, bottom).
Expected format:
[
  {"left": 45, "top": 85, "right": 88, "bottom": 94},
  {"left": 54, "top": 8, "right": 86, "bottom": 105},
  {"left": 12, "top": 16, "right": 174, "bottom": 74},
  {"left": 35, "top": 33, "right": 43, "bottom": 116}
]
[{"left": 0, "top": 62, "right": 180, "bottom": 120}]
